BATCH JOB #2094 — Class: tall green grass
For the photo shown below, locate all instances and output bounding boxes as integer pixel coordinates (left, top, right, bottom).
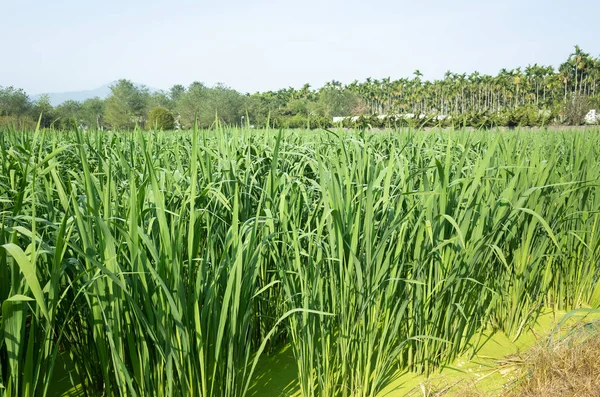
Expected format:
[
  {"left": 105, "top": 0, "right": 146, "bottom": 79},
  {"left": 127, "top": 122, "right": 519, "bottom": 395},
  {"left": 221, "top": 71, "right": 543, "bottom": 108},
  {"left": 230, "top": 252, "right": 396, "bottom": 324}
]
[{"left": 1, "top": 126, "right": 599, "bottom": 396}]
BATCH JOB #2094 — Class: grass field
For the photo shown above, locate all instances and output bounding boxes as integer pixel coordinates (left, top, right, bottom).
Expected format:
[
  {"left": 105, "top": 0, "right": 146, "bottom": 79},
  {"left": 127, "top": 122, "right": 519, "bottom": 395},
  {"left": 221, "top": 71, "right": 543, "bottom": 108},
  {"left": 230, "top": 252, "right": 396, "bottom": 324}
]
[{"left": 1, "top": 127, "right": 600, "bottom": 396}]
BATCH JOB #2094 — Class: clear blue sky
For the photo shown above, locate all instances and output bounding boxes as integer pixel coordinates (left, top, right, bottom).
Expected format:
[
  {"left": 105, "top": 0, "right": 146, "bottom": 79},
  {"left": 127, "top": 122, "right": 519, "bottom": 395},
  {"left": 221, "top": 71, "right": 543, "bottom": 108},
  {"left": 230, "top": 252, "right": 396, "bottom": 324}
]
[{"left": 2, "top": 0, "right": 599, "bottom": 95}]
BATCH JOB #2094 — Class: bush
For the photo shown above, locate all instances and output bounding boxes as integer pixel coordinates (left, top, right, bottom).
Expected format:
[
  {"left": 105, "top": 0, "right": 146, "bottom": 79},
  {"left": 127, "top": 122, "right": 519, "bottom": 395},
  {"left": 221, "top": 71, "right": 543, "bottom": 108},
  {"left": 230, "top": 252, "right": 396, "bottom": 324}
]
[
  {"left": 563, "top": 95, "right": 592, "bottom": 126},
  {"left": 287, "top": 114, "right": 309, "bottom": 129},
  {"left": 502, "top": 105, "right": 542, "bottom": 128},
  {"left": 55, "top": 117, "right": 79, "bottom": 131},
  {"left": 148, "top": 107, "right": 175, "bottom": 130},
  {"left": 0, "top": 115, "right": 37, "bottom": 130},
  {"left": 460, "top": 111, "right": 500, "bottom": 129},
  {"left": 310, "top": 115, "right": 333, "bottom": 129}
]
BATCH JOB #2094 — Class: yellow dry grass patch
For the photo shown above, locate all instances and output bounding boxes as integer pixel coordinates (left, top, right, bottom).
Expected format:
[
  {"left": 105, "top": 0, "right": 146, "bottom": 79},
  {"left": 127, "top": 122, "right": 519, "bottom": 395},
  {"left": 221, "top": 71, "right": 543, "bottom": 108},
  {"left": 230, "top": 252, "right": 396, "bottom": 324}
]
[
  {"left": 504, "top": 323, "right": 600, "bottom": 397},
  {"left": 390, "top": 313, "right": 600, "bottom": 397}
]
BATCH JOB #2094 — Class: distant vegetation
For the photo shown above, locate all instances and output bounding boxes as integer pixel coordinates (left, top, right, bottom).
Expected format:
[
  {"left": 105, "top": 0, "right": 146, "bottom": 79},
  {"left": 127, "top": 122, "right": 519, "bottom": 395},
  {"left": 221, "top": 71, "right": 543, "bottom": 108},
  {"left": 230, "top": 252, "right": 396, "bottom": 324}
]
[
  {"left": 148, "top": 106, "right": 176, "bottom": 130},
  {"left": 1, "top": 46, "right": 599, "bottom": 130}
]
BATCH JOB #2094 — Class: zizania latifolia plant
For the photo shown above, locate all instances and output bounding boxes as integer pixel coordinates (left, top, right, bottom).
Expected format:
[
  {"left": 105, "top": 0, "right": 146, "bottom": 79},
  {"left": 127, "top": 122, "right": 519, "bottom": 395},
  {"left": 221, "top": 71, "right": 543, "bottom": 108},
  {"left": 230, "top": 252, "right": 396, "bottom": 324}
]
[{"left": 1, "top": 125, "right": 600, "bottom": 397}]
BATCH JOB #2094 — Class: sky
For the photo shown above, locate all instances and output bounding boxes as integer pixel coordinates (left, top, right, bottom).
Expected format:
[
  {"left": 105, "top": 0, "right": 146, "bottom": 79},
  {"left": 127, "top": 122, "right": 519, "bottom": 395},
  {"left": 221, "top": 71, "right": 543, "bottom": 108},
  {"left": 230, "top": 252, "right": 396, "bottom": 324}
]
[{"left": 2, "top": 0, "right": 600, "bottom": 95}]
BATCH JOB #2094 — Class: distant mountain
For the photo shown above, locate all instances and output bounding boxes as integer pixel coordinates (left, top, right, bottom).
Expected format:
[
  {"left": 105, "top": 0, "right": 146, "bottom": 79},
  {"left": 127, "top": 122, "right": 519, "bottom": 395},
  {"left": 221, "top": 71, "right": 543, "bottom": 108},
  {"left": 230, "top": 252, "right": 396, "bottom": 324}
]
[{"left": 31, "top": 82, "right": 159, "bottom": 106}]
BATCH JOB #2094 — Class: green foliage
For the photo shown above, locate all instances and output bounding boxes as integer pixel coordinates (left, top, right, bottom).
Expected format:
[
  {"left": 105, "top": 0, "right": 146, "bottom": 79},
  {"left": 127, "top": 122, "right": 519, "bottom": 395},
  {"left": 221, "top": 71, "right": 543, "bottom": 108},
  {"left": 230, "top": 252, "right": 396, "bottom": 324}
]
[
  {"left": 176, "top": 82, "right": 245, "bottom": 128},
  {"left": 311, "top": 115, "right": 333, "bottom": 129},
  {"left": 54, "top": 117, "right": 79, "bottom": 131},
  {"left": 148, "top": 91, "right": 173, "bottom": 110},
  {"left": 316, "top": 85, "right": 362, "bottom": 117},
  {"left": 54, "top": 100, "right": 81, "bottom": 130},
  {"left": 169, "top": 84, "right": 185, "bottom": 102},
  {"left": 147, "top": 106, "right": 175, "bottom": 130},
  {"left": 79, "top": 97, "right": 105, "bottom": 130},
  {"left": 30, "top": 95, "right": 56, "bottom": 128},
  {"left": 0, "top": 86, "right": 30, "bottom": 116},
  {"left": 1, "top": 128, "right": 600, "bottom": 397},
  {"left": 0, "top": 115, "right": 37, "bottom": 129},
  {"left": 2, "top": 45, "right": 600, "bottom": 130},
  {"left": 501, "top": 105, "right": 541, "bottom": 127},
  {"left": 285, "top": 113, "right": 309, "bottom": 129},
  {"left": 563, "top": 95, "right": 593, "bottom": 126},
  {"left": 104, "top": 79, "right": 150, "bottom": 130}
]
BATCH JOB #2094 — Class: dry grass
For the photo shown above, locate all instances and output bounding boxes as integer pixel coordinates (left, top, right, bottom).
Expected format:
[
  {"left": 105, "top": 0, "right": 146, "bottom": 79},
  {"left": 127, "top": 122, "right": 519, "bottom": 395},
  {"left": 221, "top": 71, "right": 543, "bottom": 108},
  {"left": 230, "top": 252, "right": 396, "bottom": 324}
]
[
  {"left": 406, "top": 322, "right": 600, "bottom": 397},
  {"left": 405, "top": 381, "right": 488, "bottom": 397},
  {"left": 504, "top": 323, "right": 600, "bottom": 397}
]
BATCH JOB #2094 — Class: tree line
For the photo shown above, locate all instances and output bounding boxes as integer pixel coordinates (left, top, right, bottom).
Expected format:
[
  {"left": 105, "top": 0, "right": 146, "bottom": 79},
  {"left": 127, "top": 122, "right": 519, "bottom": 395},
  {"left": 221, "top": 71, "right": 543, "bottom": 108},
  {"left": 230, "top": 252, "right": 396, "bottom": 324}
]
[{"left": 1, "top": 46, "right": 599, "bottom": 130}]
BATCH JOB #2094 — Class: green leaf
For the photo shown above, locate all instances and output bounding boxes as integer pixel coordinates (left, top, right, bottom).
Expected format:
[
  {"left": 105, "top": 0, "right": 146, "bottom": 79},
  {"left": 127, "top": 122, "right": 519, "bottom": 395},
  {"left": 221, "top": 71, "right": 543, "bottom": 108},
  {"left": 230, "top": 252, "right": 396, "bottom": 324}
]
[
  {"left": 5, "top": 294, "right": 35, "bottom": 302},
  {"left": 2, "top": 243, "right": 49, "bottom": 321},
  {"left": 516, "top": 207, "right": 560, "bottom": 249}
]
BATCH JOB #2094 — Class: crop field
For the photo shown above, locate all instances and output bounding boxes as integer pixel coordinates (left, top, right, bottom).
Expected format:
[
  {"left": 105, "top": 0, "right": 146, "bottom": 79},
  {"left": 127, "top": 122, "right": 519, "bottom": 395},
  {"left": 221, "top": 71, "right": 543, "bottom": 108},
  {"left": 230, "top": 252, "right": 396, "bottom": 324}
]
[{"left": 1, "top": 127, "right": 600, "bottom": 396}]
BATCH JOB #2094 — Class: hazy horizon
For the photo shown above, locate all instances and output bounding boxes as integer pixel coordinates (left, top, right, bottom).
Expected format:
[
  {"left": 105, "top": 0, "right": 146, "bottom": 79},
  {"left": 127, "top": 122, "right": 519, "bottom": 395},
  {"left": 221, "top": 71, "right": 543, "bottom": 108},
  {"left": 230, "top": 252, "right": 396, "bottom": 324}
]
[{"left": 3, "top": 0, "right": 600, "bottom": 96}]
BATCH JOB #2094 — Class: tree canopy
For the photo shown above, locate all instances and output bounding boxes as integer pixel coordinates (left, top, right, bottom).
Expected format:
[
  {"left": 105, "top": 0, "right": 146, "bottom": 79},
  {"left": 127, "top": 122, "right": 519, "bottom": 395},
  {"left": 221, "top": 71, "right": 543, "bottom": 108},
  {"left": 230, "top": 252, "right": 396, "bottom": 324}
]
[{"left": 2, "top": 46, "right": 599, "bottom": 130}]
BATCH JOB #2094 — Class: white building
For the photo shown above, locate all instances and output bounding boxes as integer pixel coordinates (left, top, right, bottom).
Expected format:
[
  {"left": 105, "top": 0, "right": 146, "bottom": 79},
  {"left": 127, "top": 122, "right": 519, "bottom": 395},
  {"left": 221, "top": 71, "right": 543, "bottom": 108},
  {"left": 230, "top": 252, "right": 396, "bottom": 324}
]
[{"left": 332, "top": 113, "right": 448, "bottom": 123}]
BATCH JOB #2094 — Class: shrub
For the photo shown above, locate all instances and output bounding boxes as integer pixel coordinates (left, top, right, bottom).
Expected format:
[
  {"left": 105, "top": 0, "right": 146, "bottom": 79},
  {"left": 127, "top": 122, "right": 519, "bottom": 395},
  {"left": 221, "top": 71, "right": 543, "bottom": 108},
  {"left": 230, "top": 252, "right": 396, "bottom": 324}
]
[
  {"left": 0, "top": 115, "right": 37, "bottom": 130},
  {"left": 563, "top": 95, "right": 592, "bottom": 126},
  {"left": 55, "top": 117, "right": 79, "bottom": 131},
  {"left": 287, "top": 114, "right": 308, "bottom": 129},
  {"left": 310, "top": 115, "right": 333, "bottom": 129},
  {"left": 148, "top": 106, "right": 175, "bottom": 130},
  {"left": 502, "top": 105, "right": 542, "bottom": 128}
]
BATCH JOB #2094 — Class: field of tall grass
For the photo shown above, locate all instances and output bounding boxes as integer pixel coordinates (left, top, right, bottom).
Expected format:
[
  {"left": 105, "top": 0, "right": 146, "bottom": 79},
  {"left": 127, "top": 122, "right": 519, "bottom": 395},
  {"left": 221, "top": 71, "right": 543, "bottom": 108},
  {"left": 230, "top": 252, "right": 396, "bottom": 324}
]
[{"left": 1, "top": 126, "right": 599, "bottom": 396}]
